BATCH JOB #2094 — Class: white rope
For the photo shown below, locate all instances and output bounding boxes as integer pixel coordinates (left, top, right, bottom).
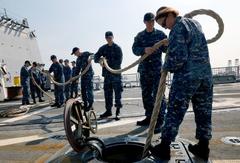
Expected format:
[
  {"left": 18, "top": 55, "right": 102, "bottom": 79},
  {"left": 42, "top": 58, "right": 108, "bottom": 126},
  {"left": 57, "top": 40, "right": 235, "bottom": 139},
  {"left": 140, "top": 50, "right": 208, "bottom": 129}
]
[
  {"left": 40, "top": 58, "right": 93, "bottom": 86},
  {"left": 101, "top": 40, "right": 167, "bottom": 74},
  {"left": 30, "top": 69, "right": 55, "bottom": 101},
  {"left": 142, "top": 70, "right": 167, "bottom": 158},
  {"left": 184, "top": 9, "right": 224, "bottom": 44}
]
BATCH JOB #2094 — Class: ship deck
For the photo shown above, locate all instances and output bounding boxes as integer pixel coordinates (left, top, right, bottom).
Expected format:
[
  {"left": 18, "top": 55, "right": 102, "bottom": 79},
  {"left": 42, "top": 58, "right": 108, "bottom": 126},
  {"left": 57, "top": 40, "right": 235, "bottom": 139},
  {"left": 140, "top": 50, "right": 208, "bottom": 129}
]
[{"left": 0, "top": 83, "right": 239, "bottom": 162}]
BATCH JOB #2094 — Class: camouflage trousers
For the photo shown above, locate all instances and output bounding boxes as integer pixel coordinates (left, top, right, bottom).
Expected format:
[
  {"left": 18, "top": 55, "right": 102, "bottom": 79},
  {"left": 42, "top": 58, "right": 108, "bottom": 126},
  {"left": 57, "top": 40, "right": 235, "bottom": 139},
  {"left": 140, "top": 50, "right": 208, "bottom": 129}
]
[
  {"left": 81, "top": 76, "right": 94, "bottom": 108},
  {"left": 54, "top": 84, "right": 64, "bottom": 105},
  {"left": 22, "top": 84, "right": 30, "bottom": 103},
  {"left": 161, "top": 76, "right": 213, "bottom": 142},
  {"left": 140, "top": 72, "right": 167, "bottom": 124},
  {"left": 104, "top": 77, "right": 123, "bottom": 111}
]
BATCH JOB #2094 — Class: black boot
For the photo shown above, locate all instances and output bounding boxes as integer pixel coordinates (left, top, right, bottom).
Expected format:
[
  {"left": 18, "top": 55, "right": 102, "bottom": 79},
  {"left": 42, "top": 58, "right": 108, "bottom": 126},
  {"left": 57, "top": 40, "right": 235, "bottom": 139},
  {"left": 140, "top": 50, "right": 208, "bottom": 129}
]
[
  {"left": 100, "top": 111, "right": 112, "bottom": 118},
  {"left": 154, "top": 121, "right": 163, "bottom": 134},
  {"left": 84, "top": 104, "right": 93, "bottom": 112},
  {"left": 150, "top": 139, "right": 171, "bottom": 160},
  {"left": 188, "top": 139, "right": 209, "bottom": 161},
  {"left": 39, "top": 98, "right": 44, "bottom": 102},
  {"left": 51, "top": 103, "right": 58, "bottom": 107},
  {"left": 115, "top": 108, "right": 120, "bottom": 120},
  {"left": 33, "top": 99, "right": 36, "bottom": 104},
  {"left": 57, "top": 103, "right": 62, "bottom": 108},
  {"left": 26, "top": 100, "right": 30, "bottom": 105},
  {"left": 136, "top": 116, "right": 150, "bottom": 126}
]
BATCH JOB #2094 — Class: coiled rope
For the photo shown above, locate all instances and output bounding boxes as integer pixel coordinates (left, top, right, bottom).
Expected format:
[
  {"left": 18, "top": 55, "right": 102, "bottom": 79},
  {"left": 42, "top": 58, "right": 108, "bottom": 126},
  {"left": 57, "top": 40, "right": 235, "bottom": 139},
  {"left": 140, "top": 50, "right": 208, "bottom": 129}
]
[{"left": 0, "top": 70, "right": 54, "bottom": 118}]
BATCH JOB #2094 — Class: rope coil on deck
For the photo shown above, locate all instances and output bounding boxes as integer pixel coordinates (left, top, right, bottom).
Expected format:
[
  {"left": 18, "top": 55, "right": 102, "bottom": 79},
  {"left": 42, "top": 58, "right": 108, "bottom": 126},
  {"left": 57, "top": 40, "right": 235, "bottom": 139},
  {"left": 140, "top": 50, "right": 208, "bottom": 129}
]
[{"left": 0, "top": 106, "right": 29, "bottom": 118}]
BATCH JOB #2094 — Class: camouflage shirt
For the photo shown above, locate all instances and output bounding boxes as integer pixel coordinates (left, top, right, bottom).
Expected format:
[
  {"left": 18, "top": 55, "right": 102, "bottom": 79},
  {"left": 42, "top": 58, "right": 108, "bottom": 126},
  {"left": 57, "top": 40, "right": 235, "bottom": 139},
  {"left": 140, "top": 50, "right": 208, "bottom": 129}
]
[
  {"left": 75, "top": 51, "right": 94, "bottom": 78},
  {"left": 63, "top": 65, "right": 72, "bottom": 81},
  {"left": 94, "top": 43, "right": 123, "bottom": 78},
  {"left": 163, "top": 16, "right": 212, "bottom": 78},
  {"left": 20, "top": 66, "right": 30, "bottom": 85},
  {"left": 49, "top": 62, "right": 64, "bottom": 82},
  {"left": 132, "top": 28, "right": 167, "bottom": 74}
]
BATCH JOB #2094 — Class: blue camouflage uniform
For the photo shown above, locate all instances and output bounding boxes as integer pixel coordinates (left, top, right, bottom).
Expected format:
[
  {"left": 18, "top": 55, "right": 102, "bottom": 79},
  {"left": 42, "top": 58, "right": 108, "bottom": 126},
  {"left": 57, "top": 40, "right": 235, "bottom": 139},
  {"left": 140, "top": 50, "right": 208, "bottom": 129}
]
[
  {"left": 40, "top": 71, "right": 47, "bottom": 95},
  {"left": 49, "top": 62, "right": 65, "bottom": 105},
  {"left": 71, "top": 66, "right": 78, "bottom": 98},
  {"left": 75, "top": 52, "right": 94, "bottom": 109},
  {"left": 132, "top": 28, "right": 167, "bottom": 124},
  {"left": 94, "top": 43, "right": 123, "bottom": 112},
  {"left": 20, "top": 66, "right": 30, "bottom": 104},
  {"left": 59, "top": 63, "right": 65, "bottom": 103},
  {"left": 161, "top": 16, "right": 213, "bottom": 142},
  {"left": 63, "top": 65, "right": 72, "bottom": 100},
  {"left": 29, "top": 67, "right": 42, "bottom": 102}
]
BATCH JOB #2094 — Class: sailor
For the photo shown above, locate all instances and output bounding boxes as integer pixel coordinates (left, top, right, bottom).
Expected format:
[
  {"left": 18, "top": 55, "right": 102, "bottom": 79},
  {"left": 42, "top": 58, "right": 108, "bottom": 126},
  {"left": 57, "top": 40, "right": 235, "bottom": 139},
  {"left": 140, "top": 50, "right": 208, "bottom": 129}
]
[
  {"left": 58, "top": 58, "right": 65, "bottom": 103},
  {"left": 20, "top": 60, "right": 31, "bottom": 105},
  {"left": 70, "top": 61, "right": 79, "bottom": 98},
  {"left": 94, "top": 31, "right": 123, "bottom": 119},
  {"left": 39, "top": 64, "right": 47, "bottom": 97},
  {"left": 71, "top": 47, "right": 94, "bottom": 111},
  {"left": 59, "top": 59, "right": 64, "bottom": 67},
  {"left": 29, "top": 62, "right": 44, "bottom": 103},
  {"left": 151, "top": 7, "right": 213, "bottom": 161},
  {"left": 49, "top": 55, "right": 65, "bottom": 108},
  {"left": 63, "top": 59, "right": 72, "bottom": 101},
  {"left": 132, "top": 12, "right": 167, "bottom": 133}
]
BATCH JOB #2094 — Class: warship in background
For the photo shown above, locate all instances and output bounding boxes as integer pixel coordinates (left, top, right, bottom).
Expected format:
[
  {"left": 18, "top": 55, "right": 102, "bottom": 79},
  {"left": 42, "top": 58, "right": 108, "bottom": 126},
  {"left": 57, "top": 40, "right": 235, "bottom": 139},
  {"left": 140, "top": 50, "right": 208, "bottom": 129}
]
[{"left": 0, "top": 8, "right": 42, "bottom": 101}]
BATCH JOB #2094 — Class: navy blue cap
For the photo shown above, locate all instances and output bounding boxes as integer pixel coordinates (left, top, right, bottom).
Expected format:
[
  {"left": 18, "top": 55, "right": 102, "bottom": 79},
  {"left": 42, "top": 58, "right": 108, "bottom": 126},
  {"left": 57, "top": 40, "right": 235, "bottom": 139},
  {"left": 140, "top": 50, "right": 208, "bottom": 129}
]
[
  {"left": 71, "top": 47, "right": 79, "bottom": 55},
  {"left": 32, "top": 62, "right": 37, "bottom": 66},
  {"left": 50, "top": 55, "right": 57, "bottom": 60},
  {"left": 59, "top": 59, "right": 63, "bottom": 63},
  {"left": 144, "top": 12, "right": 155, "bottom": 21},
  {"left": 105, "top": 31, "right": 113, "bottom": 38},
  {"left": 25, "top": 60, "right": 31, "bottom": 65}
]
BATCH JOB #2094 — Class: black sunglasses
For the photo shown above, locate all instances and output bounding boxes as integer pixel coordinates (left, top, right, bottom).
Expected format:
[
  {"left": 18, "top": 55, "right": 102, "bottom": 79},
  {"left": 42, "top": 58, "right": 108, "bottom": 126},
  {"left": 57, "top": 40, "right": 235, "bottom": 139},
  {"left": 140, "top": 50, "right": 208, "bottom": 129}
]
[
  {"left": 156, "top": 13, "right": 168, "bottom": 28},
  {"left": 161, "top": 16, "right": 168, "bottom": 28}
]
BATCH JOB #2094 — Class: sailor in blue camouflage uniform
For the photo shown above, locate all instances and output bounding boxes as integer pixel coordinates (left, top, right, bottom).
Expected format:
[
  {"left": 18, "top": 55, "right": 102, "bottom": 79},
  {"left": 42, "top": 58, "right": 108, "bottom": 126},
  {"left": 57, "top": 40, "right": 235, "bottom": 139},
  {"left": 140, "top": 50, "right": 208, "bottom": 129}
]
[
  {"left": 63, "top": 59, "right": 72, "bottom": 101},
  {"left": 20, "top": 60, "right": 31, "bottom": 105},
  {"left": 151, "top": 7, "right": 213, "bottom": 161},
  {"left": 70, "top": 61, "right": 79, "bottom": 98},
  {"left": 71, "top": 47, "right": 94, "bottom": 111},
  {"left": 58, "top": 59, "right": 65, "bottom": 103},
  {"left": 132, "top": 12, "right": 167, "bottom": 133},
  {"left": 94, "top": 31, "right": 123, "bottom": 119},
  {"left": 49, "top": 55, "right": 65, "bottom": 108},
  {"left": 29, "top": 62, "right": 44, "bottom": 103},
  {"left": 39, "top": 64, "right": 47, "bottom": 97}
]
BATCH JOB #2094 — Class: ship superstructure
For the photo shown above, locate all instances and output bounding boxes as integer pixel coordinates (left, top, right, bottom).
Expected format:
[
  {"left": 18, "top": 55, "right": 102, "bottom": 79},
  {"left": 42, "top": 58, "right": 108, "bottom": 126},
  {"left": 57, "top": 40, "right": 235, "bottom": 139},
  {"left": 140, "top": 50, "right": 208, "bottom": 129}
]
[{"left": 0, "top": 9, "right": 42, "bottom": 101}]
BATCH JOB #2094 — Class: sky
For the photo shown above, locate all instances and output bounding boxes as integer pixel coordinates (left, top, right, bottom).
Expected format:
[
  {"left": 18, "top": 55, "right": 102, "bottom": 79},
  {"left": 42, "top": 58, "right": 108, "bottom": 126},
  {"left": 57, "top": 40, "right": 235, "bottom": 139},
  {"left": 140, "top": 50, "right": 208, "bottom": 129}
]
[{"left": 0, "top": 0, "right": 239, "bottom": 76}]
